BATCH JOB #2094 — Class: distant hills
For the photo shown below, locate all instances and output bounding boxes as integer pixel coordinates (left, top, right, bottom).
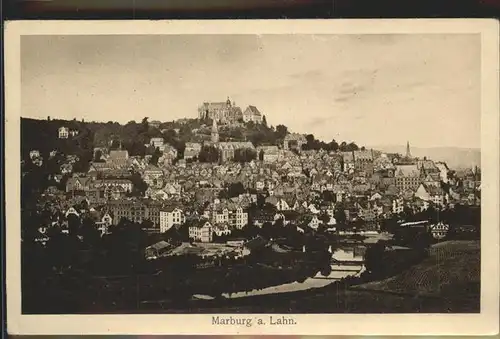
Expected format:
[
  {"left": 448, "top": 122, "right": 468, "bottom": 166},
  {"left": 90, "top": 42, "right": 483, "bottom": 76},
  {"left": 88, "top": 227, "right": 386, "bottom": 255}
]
[{"left": 370, "top": 145, "right": 480, "bottom": 170}]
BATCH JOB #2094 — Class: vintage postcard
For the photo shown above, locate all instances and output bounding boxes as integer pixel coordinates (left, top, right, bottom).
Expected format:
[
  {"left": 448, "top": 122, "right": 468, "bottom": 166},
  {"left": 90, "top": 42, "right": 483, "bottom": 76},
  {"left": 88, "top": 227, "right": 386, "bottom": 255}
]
[{"left": 4, "top": 19, "right": 500, "bottom": 335}]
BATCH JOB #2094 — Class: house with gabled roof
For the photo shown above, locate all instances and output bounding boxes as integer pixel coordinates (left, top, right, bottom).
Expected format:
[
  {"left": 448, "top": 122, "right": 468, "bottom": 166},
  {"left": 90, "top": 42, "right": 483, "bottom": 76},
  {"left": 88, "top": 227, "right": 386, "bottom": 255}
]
[
  {"left": 65, "top": 206, "right": 80, "bottom": 218},
  {"left": 107, "top": 149, "right": 129, "bottom": 167},
  {"left": 213, "top": 223, "right": 232, "bottom": 236},
  {"left": 159, "top": 205, "right": 186, "bottom": 233},
  {"left": 415, "top": 183, "right": 448, "bottom": 208},
  {"left": 243, "top": 105, "right": 263, "bottom": 123},
  {"left": 395, "top": 164, "right": 421, "bottom": 192},
  {"left": 188, "top": 219, "right": 213, "bottom": 243},
  {"left": 145, "top": 240, "right": 172, "bottom": 260},
  {"left": 95, "top": 212, "right": 113, "bottom": 235},
  {"left": 66, "top": 176, "right": 93, "bottom": 193},
  {"left": 302, "top": 214, "right": 321, "bottom": 230},
  {"left": 435, "top": 161, "right": 450, "bottom": 183}
]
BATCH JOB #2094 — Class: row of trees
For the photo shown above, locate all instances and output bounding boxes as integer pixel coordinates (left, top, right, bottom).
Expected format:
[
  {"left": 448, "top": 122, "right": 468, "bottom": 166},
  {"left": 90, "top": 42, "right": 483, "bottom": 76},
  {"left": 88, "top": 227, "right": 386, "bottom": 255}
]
[{"left": 302, "top": 134, "right": 361, "bottom": 152}]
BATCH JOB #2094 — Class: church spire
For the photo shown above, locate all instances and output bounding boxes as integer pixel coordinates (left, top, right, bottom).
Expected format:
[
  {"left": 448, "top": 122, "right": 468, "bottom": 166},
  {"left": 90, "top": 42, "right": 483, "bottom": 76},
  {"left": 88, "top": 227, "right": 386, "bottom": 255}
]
[
  {"left": 406, "top": 141, "right": 411, "bottom": 158},
  {"left": 211, "top": 118, "right": 219, "bottom": 143}
]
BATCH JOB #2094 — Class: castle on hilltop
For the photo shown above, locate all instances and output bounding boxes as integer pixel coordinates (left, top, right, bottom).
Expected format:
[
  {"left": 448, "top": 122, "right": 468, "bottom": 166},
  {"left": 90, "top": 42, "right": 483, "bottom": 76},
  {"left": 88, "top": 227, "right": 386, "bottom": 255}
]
[{"left": 198, "top": 97, "right": 263, "bottom": 124}]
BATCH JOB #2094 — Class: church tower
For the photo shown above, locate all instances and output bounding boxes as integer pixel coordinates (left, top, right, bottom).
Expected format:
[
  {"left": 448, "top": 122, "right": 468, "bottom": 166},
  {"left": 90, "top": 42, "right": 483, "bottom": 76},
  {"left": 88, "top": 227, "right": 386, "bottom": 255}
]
[
  {"left": 406, "top": 141, "right": 412, "bottom": 158},
  {"left": 211, "top": 118, "right": 219, "bottom": 143}
]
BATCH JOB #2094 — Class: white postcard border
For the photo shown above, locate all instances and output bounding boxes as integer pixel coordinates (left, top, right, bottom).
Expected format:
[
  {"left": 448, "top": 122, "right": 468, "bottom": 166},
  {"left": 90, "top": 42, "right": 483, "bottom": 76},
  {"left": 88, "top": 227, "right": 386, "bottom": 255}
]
[{"left": 5, "top": 19, "right": 500, "bottom": 335}]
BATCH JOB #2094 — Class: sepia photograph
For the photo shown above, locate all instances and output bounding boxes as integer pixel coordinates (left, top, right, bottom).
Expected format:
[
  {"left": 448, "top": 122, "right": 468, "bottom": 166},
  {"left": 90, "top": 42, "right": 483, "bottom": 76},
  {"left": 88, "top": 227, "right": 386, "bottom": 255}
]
[{"left": 5, "top": 20, "right": 499, "bottom": 335}]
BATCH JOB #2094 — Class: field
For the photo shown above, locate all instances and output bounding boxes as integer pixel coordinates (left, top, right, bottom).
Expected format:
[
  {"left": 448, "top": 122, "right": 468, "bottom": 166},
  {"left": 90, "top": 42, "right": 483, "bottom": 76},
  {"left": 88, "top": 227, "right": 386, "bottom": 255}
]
[{"left": 352, "top": 240, "right": 480, "bottom": 300}]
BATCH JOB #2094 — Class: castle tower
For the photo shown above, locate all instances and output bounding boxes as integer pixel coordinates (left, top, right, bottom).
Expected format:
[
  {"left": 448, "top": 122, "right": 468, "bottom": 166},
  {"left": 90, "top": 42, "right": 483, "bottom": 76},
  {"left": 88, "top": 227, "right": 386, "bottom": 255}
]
[
  {"left": 211, "top": 118, "right": 219, "bottom": 143},
  {"left": 406, "top": 141, "right": 411, "bottom": 158},
  {"left": 226, "top": 96, "right": 231, "bottom": 107}
]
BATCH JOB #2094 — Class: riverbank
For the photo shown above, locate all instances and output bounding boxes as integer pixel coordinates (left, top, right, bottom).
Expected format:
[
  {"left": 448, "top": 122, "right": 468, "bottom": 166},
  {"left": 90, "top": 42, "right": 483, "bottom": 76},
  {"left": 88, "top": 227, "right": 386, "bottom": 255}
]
[
  {"left": 219, "top": 263, "right": 364, "bottom": 299},
  {"left": 137, "top": 240, "right": 479, "bottom": 313},
  {"left": 22, "top": 239, "right": 479, "bottom": 314}
]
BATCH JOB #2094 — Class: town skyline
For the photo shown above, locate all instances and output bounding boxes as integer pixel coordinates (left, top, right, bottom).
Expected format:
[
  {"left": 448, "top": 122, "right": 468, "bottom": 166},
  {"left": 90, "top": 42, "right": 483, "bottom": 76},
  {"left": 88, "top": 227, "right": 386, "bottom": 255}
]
[
  {"left": 21, "top": 115, "right": 482, "bottom": 155},
  {"left": 21, "top": 34, "right": 480, "bottom": 149}
]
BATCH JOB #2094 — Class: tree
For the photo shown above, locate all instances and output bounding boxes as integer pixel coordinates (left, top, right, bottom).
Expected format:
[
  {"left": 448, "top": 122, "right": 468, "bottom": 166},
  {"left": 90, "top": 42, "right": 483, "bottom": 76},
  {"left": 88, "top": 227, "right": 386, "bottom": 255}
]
[
  {"left": 199, "top": 145, "right": 220, "bottom": 163},
  {"left": 130, "top": 172, "right": 148, "bottom": 197},
  {"left": 364, "top": 242, "right": 386, "bottom": 276},
  {"left": 261, "top": 222, "right": 274, "bottom": 239},
  {"left": 227, "top": 182, "right": 246, "bottom": 198},
  {"left": 126, "top": 141, "right": 147, "bottom": 157},
  {"left": 339, "top": 142, "right": 347, "bottom": 152},
  {"left": 275, "top": 125, "right": 288, "bottom": 140},
  {"left": 318, "top": 212, "right": 330, "bottom": 225},
  {"left": 79, "top": 217, "right": 101, "bottom": 248},
  {"left": 110, "top": 139, "right": 121, "bottom": 150},
  {"left": 423, "top": 205, "right": 439, "bottom": 222},
  {"left": 274, "top": 218, "right": 284, "bottom": 228},
  {"left": 334, "top": 208, "right": 347, "bottom": 225},
  {"left": 141, "top": 117, "right": 149, "bottom": 133},
  {"left": 401, "top": 206, "right": 414, "bottom": 221},
  {"left": 93, "top": 149, "right": 103, "bottom": 162},
  {"left": 346, "top": 142, "right": 359, "bottom": 152},
  {"left": 162, "top": 129, "right": 178, "bottom": 142},
  {"left": 258, "top": 149, "right": 265, "bottom": 161},
  {"left": 150, "top": 147, "right": 162, "bottom": 166},
  {"left": 328, "top": 139, "right": 339, "bottom": 152},
  {"left": 46, "top": 228, "right": 80, "bottom": 270},
  {"left": 72, "top": 153, "right": 92, "bottom": 173},
  {"left": 381, "top": 215, "right": 399, "bottom": 234},
  {"left": 262, "top": 115, "right": 268, "bottom": 127},
  {"left": 413, "top": 231, "right": 433, "bottom": 250},
  {"left": 67, "top": 214, "right": 81, "bottom": 235},
  {"left": 234, "top": 148, "right": 257, "bottom": 163},
  {"left": 321, "top": 190, "right": 335, "bottom": 202},
  {"left": 141, "top": 219, "right": 154, "bottom": 232}
]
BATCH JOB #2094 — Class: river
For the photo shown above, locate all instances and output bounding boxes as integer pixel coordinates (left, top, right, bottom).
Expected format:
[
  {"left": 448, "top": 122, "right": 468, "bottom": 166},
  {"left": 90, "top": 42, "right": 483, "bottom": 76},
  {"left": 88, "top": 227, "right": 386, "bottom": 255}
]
[{"left": 192, "top": 247, "right": 366, "bottom": 300}]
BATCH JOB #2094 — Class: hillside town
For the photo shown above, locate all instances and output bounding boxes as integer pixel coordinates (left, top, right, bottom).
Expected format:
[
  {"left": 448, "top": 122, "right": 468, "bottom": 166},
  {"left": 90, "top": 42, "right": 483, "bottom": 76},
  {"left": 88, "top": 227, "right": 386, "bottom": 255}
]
[
  {"left": 23, "top": 98, "right": 481, "bottom": 249},
  {"left": 16, "top": 28, "right": 489, "bottom": 317},
  {"left": 20, "top": 98, "right": 482, "bottom": 314}
]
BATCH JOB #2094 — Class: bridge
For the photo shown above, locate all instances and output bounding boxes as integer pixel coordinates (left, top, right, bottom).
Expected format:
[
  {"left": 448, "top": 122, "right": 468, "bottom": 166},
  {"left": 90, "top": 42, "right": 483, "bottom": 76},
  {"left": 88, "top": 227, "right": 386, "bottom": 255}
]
[
  {"left": 330, "top": 259, "right": 365, "bottom": 266},
  {"left": 335, "top": 242, "right": 368, "bottom": 246}
]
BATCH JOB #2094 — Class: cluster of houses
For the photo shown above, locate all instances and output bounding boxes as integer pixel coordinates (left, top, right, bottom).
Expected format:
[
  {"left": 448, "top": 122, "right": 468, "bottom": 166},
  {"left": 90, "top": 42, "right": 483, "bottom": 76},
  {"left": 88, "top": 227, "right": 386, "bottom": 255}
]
[
  {"left": 58, "top": 126, "right": 80, "bottom": 139},
  {"left": 26, "top": 112, "right": 481, "bottom": 246}
]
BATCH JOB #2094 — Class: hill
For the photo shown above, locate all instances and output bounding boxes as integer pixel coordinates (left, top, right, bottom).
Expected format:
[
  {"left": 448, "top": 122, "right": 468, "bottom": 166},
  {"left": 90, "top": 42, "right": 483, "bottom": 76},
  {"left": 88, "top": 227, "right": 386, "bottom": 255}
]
[
  {"left": 21, "top": 117, "right": 362, "bottom": 159},
  {"left": 371, "top": 144, "right": 480, "bottom": 169},
  {"left": 21, "top": 117, "right": 94, "bottom": 162},
  {"left": 352, "top": 240, "right": 480, "bottom": 301}
]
